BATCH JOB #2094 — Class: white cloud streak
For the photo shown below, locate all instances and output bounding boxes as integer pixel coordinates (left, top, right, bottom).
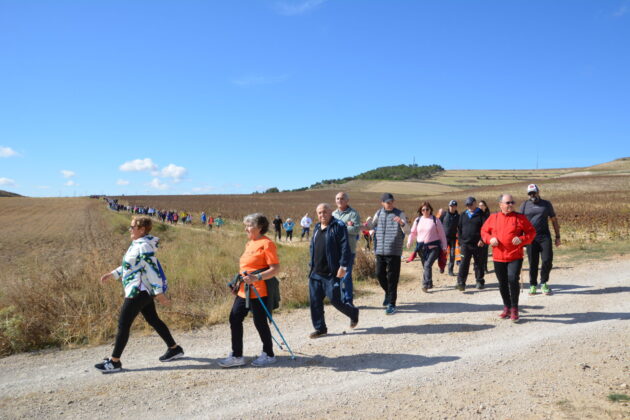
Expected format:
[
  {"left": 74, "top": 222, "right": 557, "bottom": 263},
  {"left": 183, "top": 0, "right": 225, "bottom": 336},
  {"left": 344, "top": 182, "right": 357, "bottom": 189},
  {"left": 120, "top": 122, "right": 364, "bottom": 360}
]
[
  {"left": 0, "top": 146, "right": 19, "bottom": 158},
  {"left": 65, "top": 180, "right": 77, "bottom": 187},
  {"left": 274, "top": 0, "right": 327, "bottom": 16},
  {"left": 61, "top": 170, "right": 76, "bottom": 178},
  {"left": 0, "top": 177, "right": 16, "bottom": 187},
  {"left": 161, "top": 164, "right": 187, "bottom": 182},
  {"left": 149, "top": 178, "right": 169, "bottom": 190},
  {"left": 613, "top": 5, "right": 628, "bottom": 17},
  {"left": 119, "top": 158, "right": 158, "bottom": 173},
  {"left": 117, "top": 179, "right": 130, "bottom": 186}
]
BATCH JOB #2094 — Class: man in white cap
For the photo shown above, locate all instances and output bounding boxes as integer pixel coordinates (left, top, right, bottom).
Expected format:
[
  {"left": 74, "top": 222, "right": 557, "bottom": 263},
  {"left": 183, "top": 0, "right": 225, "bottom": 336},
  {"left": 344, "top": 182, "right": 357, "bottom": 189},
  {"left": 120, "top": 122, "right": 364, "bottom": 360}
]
[{"left": 520, "top": 184, "right": 561, "bottom": 295}]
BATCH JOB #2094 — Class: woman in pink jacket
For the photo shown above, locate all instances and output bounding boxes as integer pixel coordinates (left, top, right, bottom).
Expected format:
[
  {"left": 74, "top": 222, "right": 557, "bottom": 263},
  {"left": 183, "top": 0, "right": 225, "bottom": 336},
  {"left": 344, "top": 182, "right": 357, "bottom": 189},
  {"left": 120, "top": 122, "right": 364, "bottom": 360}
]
[{"left": 407, "top": 202, "right": 447, "bottom": 292}]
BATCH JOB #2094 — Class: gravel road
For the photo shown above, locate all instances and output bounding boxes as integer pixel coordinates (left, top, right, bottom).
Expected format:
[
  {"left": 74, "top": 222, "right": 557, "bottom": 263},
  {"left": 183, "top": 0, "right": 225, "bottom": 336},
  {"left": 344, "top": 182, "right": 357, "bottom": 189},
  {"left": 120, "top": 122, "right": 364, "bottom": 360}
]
[{"left": 1, "top": 258, "right": 629, "bottom": 419}]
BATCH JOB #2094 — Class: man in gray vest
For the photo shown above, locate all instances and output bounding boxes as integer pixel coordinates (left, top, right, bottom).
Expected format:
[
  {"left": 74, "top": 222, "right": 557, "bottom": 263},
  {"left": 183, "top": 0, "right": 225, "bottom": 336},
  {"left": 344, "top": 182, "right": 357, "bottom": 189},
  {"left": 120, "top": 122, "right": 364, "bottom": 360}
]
[
  {"left": 369, "top": 193, "right": 407, "bottom": 315},
  {"left": 332, "top": 192, "right": 361, "bottom": 306}
]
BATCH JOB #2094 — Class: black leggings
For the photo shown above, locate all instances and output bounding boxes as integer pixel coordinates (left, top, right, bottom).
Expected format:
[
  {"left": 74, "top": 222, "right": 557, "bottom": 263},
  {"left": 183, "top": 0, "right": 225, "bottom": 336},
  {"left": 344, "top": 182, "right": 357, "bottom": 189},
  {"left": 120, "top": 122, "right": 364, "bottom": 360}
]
[
  {"left": 494, "top": 259, "right": 523, "bottom": 308},
  {"left": 527, "top": 237, "right": 553, "bottom": 285},
  {"left": 229, "top": 296, "right": 274, "bottom": 358},
  {"left": 112, "top": 291, "right": 176, "bottom": 358},
  {"left": 286, "top": 230, "right": 293, "bottom": 240}
]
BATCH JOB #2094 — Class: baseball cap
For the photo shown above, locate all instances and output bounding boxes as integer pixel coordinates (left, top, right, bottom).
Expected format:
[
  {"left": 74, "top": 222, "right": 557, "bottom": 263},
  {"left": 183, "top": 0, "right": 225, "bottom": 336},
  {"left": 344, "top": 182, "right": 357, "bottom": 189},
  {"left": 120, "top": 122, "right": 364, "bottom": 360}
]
[
  {"left": 381, "top": 192, "right": 394, "bottom": 202},
  {"left": 465, "top": 196, "right": 476, "bottom": 206},
  {"left": 448, "top": 200, "right": 457, "bottom": 206},
  {"left": 527, "top": 184, "right": 539, "bottom": 193}
]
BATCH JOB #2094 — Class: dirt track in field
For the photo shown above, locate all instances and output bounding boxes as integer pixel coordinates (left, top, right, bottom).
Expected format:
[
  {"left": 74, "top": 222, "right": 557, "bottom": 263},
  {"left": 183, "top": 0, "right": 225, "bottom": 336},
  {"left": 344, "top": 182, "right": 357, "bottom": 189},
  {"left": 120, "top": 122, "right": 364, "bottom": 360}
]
[{"left": 1, "top": 250, "right": 628, "bottom": 420}]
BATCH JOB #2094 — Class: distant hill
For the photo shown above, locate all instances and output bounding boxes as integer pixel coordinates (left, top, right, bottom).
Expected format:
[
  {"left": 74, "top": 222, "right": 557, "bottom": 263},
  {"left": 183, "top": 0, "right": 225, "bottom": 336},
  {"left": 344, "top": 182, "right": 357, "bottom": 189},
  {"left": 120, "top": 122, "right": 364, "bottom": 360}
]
[
  {"left": 0, "top": 190, "right": 21, "bottom": 197},
  {"left": 302, "top": 164, "right": 444, "bottom": 190},
  {"left": 301, "top": 158, "right": 630, "bottom": 196}
]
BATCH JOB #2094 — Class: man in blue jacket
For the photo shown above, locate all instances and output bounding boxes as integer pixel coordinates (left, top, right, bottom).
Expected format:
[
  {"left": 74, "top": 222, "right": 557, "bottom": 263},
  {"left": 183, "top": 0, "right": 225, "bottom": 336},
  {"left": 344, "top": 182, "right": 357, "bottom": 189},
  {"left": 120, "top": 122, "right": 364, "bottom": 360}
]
[{"left": 308, "top": 203, "right": 360, "bottom": 339}]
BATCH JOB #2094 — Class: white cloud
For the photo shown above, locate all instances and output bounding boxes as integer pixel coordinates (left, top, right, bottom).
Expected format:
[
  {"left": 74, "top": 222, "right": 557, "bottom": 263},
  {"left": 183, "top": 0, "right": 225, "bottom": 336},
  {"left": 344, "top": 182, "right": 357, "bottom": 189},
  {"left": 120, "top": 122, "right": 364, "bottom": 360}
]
[
  {"left": 119, "top": 158, "right": 158, "bottom": 173},
  {"left": 65, "top": 180, "right": 77, "bottom": 187},
  {"left": 161, "top": 164, "right": 187, "bottom": 182},
  {"left": 149, "top": 178, "right": 169, "bottom": 190},
  {"left": 117, "top": 179, "right": 130, "bottom": 186},
  {"left": 0, "top": 177, "right": 16, "bottom": 187},
  {"left": 231, "top": 74, "right": 289, "bottom": 87},
  {"left": 0, "top": 146, "right": 19, "bottom": 158},
  {"left": 613, "top": 5, "right": 628, "bottom": 17},
  {"left": 274, "top": 0, "right": 327, "bottom": 16},
  {"left": 61, "top": 170, "right": 76, "bottom": 178}
]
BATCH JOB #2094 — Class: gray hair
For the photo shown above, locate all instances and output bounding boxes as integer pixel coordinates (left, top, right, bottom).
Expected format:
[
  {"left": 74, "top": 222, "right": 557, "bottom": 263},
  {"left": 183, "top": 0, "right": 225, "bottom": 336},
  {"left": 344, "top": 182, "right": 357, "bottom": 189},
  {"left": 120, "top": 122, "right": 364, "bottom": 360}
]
[
  {"left": 336, "top": 191, "right": 349, "bottom": 200},
  {"left": 243, "top": 213, "right": 269, "bottom": 235},
  {"left": 316, "top": 203, "right": 332, "bottom": 212},
  {"left": 498, "top": 194, "right": 513, "bottom": 203}
]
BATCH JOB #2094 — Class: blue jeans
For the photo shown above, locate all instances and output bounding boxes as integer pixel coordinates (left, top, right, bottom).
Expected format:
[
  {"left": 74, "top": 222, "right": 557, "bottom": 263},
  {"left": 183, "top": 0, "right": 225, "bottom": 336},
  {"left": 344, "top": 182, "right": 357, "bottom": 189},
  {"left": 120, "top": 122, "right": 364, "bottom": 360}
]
[
  {"left": 340, "top": 253, "right": 355, "bottom": 305},
  {"left": 309, "top": 273, "right": 359, "bottom": 333}
]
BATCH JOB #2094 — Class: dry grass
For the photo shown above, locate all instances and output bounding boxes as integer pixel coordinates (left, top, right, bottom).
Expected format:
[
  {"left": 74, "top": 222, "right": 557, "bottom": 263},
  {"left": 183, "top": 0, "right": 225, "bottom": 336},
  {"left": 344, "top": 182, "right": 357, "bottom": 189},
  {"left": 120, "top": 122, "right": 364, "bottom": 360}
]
[
  {"left": 0, "top": 198, "right": 311, "bottom": 355},
  {"left": 2, "top": 167, "right": 629, "bottom": 355}
]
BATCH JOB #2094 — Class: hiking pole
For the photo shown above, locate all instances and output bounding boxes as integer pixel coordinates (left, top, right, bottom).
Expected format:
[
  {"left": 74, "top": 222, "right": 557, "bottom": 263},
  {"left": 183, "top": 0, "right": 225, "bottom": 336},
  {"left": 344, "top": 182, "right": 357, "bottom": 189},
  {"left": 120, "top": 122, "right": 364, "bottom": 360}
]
[
  {"left": 230, "top": 274, "right": 284, "bottom": 350},
  {"left": 249, "top": 283, "right": 296, "bottom": 360}
]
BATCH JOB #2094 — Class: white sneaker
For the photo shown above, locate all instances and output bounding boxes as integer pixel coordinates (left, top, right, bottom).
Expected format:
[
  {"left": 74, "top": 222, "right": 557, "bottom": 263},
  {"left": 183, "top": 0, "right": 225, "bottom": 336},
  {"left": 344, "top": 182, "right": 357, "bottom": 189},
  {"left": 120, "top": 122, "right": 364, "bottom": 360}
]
[
  {"left": 251, "top": 352, "right": 277, "bottom": 367},
  {"left": 218, "top": 353, "right": 246, "bottom": 368}
]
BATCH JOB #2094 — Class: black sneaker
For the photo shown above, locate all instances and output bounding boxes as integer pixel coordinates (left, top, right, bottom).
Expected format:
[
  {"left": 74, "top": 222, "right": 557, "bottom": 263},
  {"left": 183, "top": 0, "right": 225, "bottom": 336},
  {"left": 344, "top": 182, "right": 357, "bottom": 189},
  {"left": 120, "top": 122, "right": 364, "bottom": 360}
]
[
  {"left": 309, "top": 330, "right": 328, "bottom": 339},
  {"left": 350, "top": 309, "right": 359, "bottom": 329},
  {"left": 94, "top": 358, "right": 122, "bottom": 374},
  {"left": 159, "top": 345, "right": 185, "bottom": 362},
  {"left": 475, "top": 281, "right": 485, "bottom": 290},
  {"left": 456, "top": 284, "right": 465, "bottom": 292}
]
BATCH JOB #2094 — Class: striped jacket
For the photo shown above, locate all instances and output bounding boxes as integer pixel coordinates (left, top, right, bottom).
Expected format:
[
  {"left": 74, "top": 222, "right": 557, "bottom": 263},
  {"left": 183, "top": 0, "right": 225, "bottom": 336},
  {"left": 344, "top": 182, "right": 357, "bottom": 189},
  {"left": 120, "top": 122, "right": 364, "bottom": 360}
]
[{"left": 110, "top": 235, "right": 166, "bottom": 298}]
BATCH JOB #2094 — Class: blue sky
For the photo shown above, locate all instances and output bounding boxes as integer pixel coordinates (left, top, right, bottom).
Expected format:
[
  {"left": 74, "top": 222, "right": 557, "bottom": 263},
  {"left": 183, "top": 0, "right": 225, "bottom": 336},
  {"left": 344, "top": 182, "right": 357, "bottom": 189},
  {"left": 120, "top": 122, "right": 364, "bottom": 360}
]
[{"left": 1, "top": 0, "right": 629, "bottom": 197}]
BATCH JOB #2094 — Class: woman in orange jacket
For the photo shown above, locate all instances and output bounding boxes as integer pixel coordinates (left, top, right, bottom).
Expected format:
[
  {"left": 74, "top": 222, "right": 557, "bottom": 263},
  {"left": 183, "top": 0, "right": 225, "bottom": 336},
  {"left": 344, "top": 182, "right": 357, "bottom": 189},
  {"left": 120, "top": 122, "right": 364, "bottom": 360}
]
[{"left": 481, "top": 194, "right": 536, "bottom": 322}]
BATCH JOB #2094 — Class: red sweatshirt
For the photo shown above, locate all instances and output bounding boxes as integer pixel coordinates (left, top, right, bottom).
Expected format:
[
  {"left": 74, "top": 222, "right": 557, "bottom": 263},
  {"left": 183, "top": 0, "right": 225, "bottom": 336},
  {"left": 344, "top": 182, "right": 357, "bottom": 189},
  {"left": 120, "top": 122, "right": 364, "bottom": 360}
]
[{"left": 481, "top": 211, "right": 536, "bottom": 262}]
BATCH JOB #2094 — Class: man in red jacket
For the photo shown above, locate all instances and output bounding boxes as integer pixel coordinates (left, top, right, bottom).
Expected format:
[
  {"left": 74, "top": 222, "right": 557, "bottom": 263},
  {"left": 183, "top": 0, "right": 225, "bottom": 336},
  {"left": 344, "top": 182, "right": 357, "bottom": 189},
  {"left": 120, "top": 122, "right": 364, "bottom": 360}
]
[{"left": 481, "top": 194, "right": 536, "bottom": 322}]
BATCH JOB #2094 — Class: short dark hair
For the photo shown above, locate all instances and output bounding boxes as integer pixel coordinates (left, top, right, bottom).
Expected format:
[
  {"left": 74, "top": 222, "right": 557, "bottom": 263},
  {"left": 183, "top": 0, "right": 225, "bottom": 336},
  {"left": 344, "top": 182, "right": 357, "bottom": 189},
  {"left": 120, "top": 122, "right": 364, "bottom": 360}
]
[{"left": 243, "top": 213, "right": 269, "bottom": 235}]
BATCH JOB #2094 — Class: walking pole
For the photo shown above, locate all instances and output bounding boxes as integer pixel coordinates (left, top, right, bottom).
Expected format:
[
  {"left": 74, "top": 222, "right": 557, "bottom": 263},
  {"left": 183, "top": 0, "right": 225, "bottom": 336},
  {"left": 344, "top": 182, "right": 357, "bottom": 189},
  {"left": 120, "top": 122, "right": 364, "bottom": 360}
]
[{"left": 249, "top": 283, "right": 296, "bottom": 360}]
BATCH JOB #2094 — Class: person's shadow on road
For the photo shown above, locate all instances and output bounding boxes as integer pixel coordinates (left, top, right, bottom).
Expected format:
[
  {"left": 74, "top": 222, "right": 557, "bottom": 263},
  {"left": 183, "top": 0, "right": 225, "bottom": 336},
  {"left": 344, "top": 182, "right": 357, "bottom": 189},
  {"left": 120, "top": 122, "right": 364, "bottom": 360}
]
[
  {"left": 521, "top": 311, "right": 630, "bottom": 324},
  {"left": 301, "top": 352, "right": 460, "bottom": 374}
]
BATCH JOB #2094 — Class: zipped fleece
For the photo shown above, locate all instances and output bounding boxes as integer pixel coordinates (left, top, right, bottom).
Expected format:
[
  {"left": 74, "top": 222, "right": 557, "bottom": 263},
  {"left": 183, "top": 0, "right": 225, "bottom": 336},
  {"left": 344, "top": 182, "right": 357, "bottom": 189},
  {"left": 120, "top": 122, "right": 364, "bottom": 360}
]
[
  {"left": 111, "top": 235, "right": 166, "bottom": 298},
  {"left": 481, "top": 212, "right": 536, "bottom": 262},
  {"left": 309, "top": 218, "right": 350, "bottom": 278}
]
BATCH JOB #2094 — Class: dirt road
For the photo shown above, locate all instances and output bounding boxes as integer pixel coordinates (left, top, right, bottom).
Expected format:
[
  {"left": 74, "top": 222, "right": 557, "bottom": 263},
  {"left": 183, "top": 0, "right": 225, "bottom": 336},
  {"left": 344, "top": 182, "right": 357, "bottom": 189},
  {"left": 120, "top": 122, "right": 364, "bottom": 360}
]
[{"left": 1, "top": 257, "right": 628, "bottom": 419}]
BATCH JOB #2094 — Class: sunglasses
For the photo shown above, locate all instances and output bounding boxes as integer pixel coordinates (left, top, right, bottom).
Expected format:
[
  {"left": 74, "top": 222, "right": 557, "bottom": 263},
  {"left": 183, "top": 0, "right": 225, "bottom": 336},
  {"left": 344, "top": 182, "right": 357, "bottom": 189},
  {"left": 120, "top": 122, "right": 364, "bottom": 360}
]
[
  {"left": 129, "top": 225, "right": 139, "bottom": 230},
  {"left": 503, "top": 201, "right": 515, "bottom": 205},
  {"left": 421, "top": 208, "right": 430, "bottom": 211}
]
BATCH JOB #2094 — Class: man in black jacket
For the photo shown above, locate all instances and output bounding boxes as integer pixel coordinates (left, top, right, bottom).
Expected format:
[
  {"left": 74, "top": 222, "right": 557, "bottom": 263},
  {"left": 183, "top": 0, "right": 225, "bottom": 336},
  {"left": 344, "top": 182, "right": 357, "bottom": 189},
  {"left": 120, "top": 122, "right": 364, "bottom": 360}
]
[
  {"left": 308, "top": 203, "right": 359, "bottom": 338},
  {"left": 456, "top": 197, "right": 487, "bottom": 291},
  {"left": 439, "top": 200, "right": 460, "bottom": 276}
]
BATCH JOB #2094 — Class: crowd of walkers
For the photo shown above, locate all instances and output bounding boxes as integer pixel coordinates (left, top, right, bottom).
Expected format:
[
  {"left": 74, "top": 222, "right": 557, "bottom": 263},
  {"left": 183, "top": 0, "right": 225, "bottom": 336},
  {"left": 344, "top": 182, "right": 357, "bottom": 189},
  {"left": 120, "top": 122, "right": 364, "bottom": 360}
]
[
  {"left": 105, "top": 199, "right": 224, "bottom": 229},
  {"left": 96, "top": 184, "right": 560, "bottom": 373}
]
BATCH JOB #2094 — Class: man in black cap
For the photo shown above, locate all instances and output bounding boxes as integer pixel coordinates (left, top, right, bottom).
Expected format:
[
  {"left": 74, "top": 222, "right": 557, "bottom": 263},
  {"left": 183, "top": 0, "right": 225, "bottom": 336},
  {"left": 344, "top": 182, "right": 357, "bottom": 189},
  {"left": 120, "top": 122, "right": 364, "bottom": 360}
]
[
  {"left": 439, "top": 199, "right": 460, "bottom": 276},
  {"left": 520, "top": 184, "right": 561, "bottom": 295},
  {"left": 456, "top": 196, "right": 487, "bottom": 291},
  {"left": 369, "top": 193, "right": 407, "bottom": 315}
]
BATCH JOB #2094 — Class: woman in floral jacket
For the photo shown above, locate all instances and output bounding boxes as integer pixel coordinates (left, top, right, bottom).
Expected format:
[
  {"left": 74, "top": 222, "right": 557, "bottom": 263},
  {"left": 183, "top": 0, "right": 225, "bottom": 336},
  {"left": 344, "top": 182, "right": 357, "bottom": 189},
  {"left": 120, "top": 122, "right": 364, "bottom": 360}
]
[{"left": 95, "top": 216, "right": 183, "bottom": 373}]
